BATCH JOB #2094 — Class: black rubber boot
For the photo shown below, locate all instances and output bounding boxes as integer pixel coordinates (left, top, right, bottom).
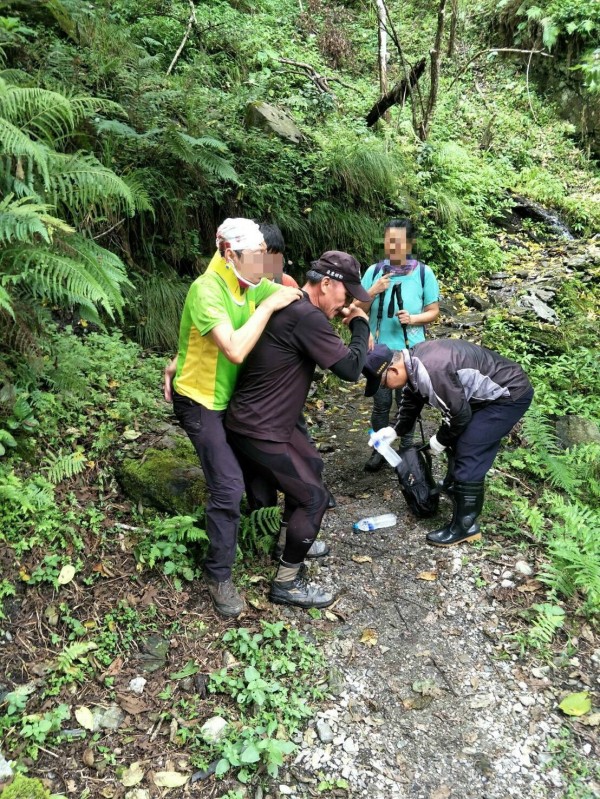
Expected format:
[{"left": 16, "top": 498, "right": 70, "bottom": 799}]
[
  {"left": 364, "top": 450, "right": 385, "bottom": 472},
  {"left": 426, "top": 481, "right": 484, "bottom": 547},
  {"left": 437, "top": 451, "right": 455, "bottom": 496}
]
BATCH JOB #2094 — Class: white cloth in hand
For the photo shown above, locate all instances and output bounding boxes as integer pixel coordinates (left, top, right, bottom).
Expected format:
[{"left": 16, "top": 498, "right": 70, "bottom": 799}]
[
  {"left": 429, "top": 434, "right": 446, "bottom": 455},
  {"left": 369, "top": 426, "right": 397, "bottom": 448}
]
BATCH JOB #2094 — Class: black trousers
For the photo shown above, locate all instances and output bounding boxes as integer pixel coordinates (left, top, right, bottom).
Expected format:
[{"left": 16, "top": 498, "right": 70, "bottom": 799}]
[
  {"left": 453, "top": 389, "right": 534, "bottom": 482},
  {"left": 173, "top": 392, "right": 244, "bottom": 582},
  {"left": 228, "top": 428, "right": 329, "bottom": 564}
]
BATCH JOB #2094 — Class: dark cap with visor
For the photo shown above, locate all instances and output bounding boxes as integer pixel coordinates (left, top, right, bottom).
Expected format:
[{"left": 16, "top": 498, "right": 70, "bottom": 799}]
[
  {"left": 310, "top": 251, "right": 371, "bottom": 303},
  {"left": 362, "top": 344, "right": 394, "bottom": 397}
]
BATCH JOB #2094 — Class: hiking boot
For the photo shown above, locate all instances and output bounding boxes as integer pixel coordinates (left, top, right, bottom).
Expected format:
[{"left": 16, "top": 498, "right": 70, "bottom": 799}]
[
  {"left": 426, "top": 481, "right": 484, "bottom": 547},
  {"left": 270, "top": 559, "right": 334, "bottom": 608},
  {"left": 270, "top": 574, "right": 334, "bottom": 609},
  {"left": 364, "top": 450, "right": 385, "bottom": 472},
  {"left": 205, "top": 576, "right": 245, "bottom": 618}
]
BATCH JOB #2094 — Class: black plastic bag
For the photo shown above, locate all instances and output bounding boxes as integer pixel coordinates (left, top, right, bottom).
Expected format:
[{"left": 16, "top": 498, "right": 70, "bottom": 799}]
[{"left": 395, "top": 446, "right": 439, "bottom": 518}]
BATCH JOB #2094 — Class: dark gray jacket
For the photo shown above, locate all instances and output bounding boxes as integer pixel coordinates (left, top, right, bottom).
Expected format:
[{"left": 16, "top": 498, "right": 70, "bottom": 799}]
[{"left": 394, "top": 340, "right": 533, "bottom": 447}]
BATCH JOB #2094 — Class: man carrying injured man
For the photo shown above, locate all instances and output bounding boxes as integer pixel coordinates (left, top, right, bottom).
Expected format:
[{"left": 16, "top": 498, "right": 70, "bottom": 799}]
[
  {"left": 227, "top": 251, "right": 371, "bottom": 609},
  {"left": 362, "top": 339, "right": 534, "bottom": 546}
]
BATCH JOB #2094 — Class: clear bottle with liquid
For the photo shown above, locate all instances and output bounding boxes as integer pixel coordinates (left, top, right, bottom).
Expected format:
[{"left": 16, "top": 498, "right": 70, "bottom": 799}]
[
  {"left": 353, "top": 513, "right": 397, "bottom": 532},
  {"left": 368, "top": 428, "right": 401, "bottom": 468}
]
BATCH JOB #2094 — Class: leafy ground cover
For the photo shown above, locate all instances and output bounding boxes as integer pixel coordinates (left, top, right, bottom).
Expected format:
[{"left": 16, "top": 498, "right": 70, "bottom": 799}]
[{"left": 0, "top": 235, "right": 599, "bottom": 797}]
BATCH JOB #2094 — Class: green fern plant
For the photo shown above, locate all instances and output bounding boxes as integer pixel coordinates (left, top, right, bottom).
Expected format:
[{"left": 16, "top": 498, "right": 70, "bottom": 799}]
[
  {"left": 0, "top": 76, "right": 135, "bottom": 353},
  {"left": 520, "top": 406, "right": 582, "bottom": 494},
  {"left": 43, "top": 449, "right": 86, "bottom": 484},
  {"left": 239, "top": 506, "right": 281, "bottom": 556},
  {"left": 539, "top": 493, "right": 600, "bottom": 616},
  {"left": 54, "top": 640, "right": 97, "bottom": 682},
  {"left": 527, "top": 603, "right": 565, "bottom": 649}
]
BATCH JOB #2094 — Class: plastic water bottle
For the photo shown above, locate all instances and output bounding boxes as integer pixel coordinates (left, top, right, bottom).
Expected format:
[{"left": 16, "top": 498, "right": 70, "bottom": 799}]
[
  {"left": 353, "top": 513, "right": 397, "bottom": 532},
  {"left": 368, "top": 428, "right": 401, "bottom": 468}
]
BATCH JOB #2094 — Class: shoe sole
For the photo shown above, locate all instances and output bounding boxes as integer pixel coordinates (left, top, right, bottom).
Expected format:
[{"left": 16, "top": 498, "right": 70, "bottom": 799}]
[
  {"left": 426, "top": 532, "right": 482, "bottom": 547},
  {"left": 269, "top": 594, "right": 335, "bottom": 609},
  {"left": 210, "top": 603, "right": 245, "bottom": 618}
]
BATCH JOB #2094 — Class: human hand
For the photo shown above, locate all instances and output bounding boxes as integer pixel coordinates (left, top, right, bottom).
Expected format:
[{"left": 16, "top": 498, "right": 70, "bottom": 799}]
[
  {"left": 264, "top": 286, "right": 303, "bottom": 312},
  {"left": 163, "top": 357, "right": 177, "bottom": 402},
  {"left": 341, "top": 303, "right": 369, "bottom": 325},
  {"left": 397, "top": 309, "right": 412, "bottom": 325},
  {"left": 370, "top": 275, "right": 390, "bottom": 296},
  {"left": 369, "top": 426, "right": 397, "bottom": 448},
  {"left": 429, "top": 434, "right": 446, "bottom": 455}
]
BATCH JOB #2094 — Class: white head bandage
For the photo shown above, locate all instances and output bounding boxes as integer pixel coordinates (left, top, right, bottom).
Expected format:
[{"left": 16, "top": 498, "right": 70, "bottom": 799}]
[{"left": 216, "top": 218, "right": 264, "bottom": 253}]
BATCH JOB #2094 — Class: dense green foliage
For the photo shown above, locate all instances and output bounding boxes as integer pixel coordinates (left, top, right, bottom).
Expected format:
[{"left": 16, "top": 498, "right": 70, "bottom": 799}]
[
  {"left": 0, "top": 0, "right": 599, "bottom": 791},
  {"left": 1, "top": 0, "right": 598, "bottom": 355}
]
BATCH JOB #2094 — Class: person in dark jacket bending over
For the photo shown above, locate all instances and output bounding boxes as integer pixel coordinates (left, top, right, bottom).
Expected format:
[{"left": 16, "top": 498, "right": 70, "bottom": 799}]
[
  {"left": 362, "top": 340, "right": 534, "bottom": 546},
  {"left": 227, "top": 252, "right": 371, "bottom": 609}
]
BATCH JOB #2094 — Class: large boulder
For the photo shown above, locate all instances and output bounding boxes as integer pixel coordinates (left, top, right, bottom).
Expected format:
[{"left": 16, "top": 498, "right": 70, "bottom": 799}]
[
  {"left": 556, "top": 415, "right": 600, "bottom": 449},
  {"left": 117, "top": 431, "right": 207, "bottom": 514},
  {"left": 245, "top": 102, "right": 303, "bottom": 143}
]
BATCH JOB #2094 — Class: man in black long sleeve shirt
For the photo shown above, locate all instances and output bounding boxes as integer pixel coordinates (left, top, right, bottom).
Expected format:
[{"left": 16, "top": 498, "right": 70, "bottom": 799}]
[
  {"left": 227, "top": 251, "right": 370, "bottom": 608},
  {"left": 362, "top": 340, "right": 534, "bottom": 547}
]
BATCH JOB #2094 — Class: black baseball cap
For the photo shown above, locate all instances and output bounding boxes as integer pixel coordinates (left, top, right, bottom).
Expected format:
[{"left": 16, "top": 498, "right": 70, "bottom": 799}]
[
  {"left": 362, "top": 344, "right": 394, "bottom": 397},
  {"left": 310, "top": 251, "right": 371, "bottom": 303}
]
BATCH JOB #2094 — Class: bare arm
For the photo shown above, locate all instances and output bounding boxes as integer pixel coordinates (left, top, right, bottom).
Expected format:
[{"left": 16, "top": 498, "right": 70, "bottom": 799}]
[
  {"left": 163, "top": 356, "right": 177, "bottom": 402},
  {"left": 398, "top": 301, "right": 440, "bottom": 326},
  {"left": 209, "top": 286, "right": 302, "bottom": 364}
]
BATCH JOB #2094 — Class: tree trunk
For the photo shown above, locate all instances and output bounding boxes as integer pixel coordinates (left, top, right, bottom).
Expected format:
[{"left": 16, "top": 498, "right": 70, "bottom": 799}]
[
  {"left": 447, "top": 0, "right": 458, "bottom": 58},
  {"left": 376, "top": 0, "right": 390, "bottom": 122},
  {"left": 421, "top": 0, "right": 447, "bottom": 140},
  {"left": 365, "top": 58, "right": 427, "bottom": 127}
]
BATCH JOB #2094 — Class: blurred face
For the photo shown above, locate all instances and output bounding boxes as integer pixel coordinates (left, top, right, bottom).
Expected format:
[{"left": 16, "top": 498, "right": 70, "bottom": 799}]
[
  {"left": 263, "top": 251, "right": 285, "bottom": 282},
  {"left": 319, "top": 278, "right": 348, "bottom": 319},
  {"left": 228, "top": 242, "right": 268, "bottom": 284},
  {"left": 384, "top": 227, "right": 411, "bottom": 266}
]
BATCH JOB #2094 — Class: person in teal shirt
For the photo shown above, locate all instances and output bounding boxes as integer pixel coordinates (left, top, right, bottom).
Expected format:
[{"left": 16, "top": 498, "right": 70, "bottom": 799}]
[{"left": 359, "top": 219, "right": 440, "bottom": 471}]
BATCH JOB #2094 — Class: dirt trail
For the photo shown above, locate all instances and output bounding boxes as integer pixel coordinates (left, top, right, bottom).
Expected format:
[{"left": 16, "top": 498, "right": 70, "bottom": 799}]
[{"left": 270, "top": 381, "right": 582, "bottom": 799}]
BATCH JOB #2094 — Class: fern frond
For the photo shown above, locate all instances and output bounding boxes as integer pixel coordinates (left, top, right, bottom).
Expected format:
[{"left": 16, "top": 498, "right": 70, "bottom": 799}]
[
  {"left": 120, "top": 169, "right": 154, "bottom": 216},
  {"left": 167, "top": 130, "right": 239, "bottom": 183},
  {"left": 522, "top": 406, "right": 582, "bottom": 493},
  {"left": 0, "top": 285, "right": 13, "bottom": 319},
  {"left": 528, "top": 603, "right": 565, "bottom": 646},
  {"left": 1, "top": 235, "right": 129, "bottom": 320},
  {"left": 0, "top": 69, "right": 32, "bottom": 86},
  {"left": 48, "top": 151, "right": 136, "bottom": 218},
  {"left": 250, "top": 506, "right": 281, "bottom": 536},
  {"left": 95, "top": 119, "right": 144, "bottom": 139},
  {"left": 0, "top": 117, "right": 51, "bottom": 184},
  {"left": 0, "top": 80, "right": 75, "bottom": 142},
  {"left": 0, "top": 194, "right": 73, "bottom": 244},
  {"left": 69, "top": 96, "right": 125, "bottom": 125},
  {"left": 43, "top": 449, "right": 86, "bottom": 484},
  {"left": 55, "top": 640, "right": 97, "bottom": 677},
  {"left": 126, "top": 270, "right": 187, "bottom": 349}
]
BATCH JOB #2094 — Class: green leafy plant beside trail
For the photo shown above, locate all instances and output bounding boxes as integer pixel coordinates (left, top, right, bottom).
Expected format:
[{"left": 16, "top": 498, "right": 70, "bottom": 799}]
[
  {"left": 134, "top": 505, "right": 281, "bottom": 588},
  {"left": 187, "top": 621, "right": 325, "bottom": 783}
]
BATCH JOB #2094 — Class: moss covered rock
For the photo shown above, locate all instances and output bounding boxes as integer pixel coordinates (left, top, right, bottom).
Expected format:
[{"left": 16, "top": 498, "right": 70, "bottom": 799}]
[
  {"left": 2, "top": 774, "right": 54, "bottom": 799},
  {"left": 118, "top": 435, "right": 207, "bottom": 514}
]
